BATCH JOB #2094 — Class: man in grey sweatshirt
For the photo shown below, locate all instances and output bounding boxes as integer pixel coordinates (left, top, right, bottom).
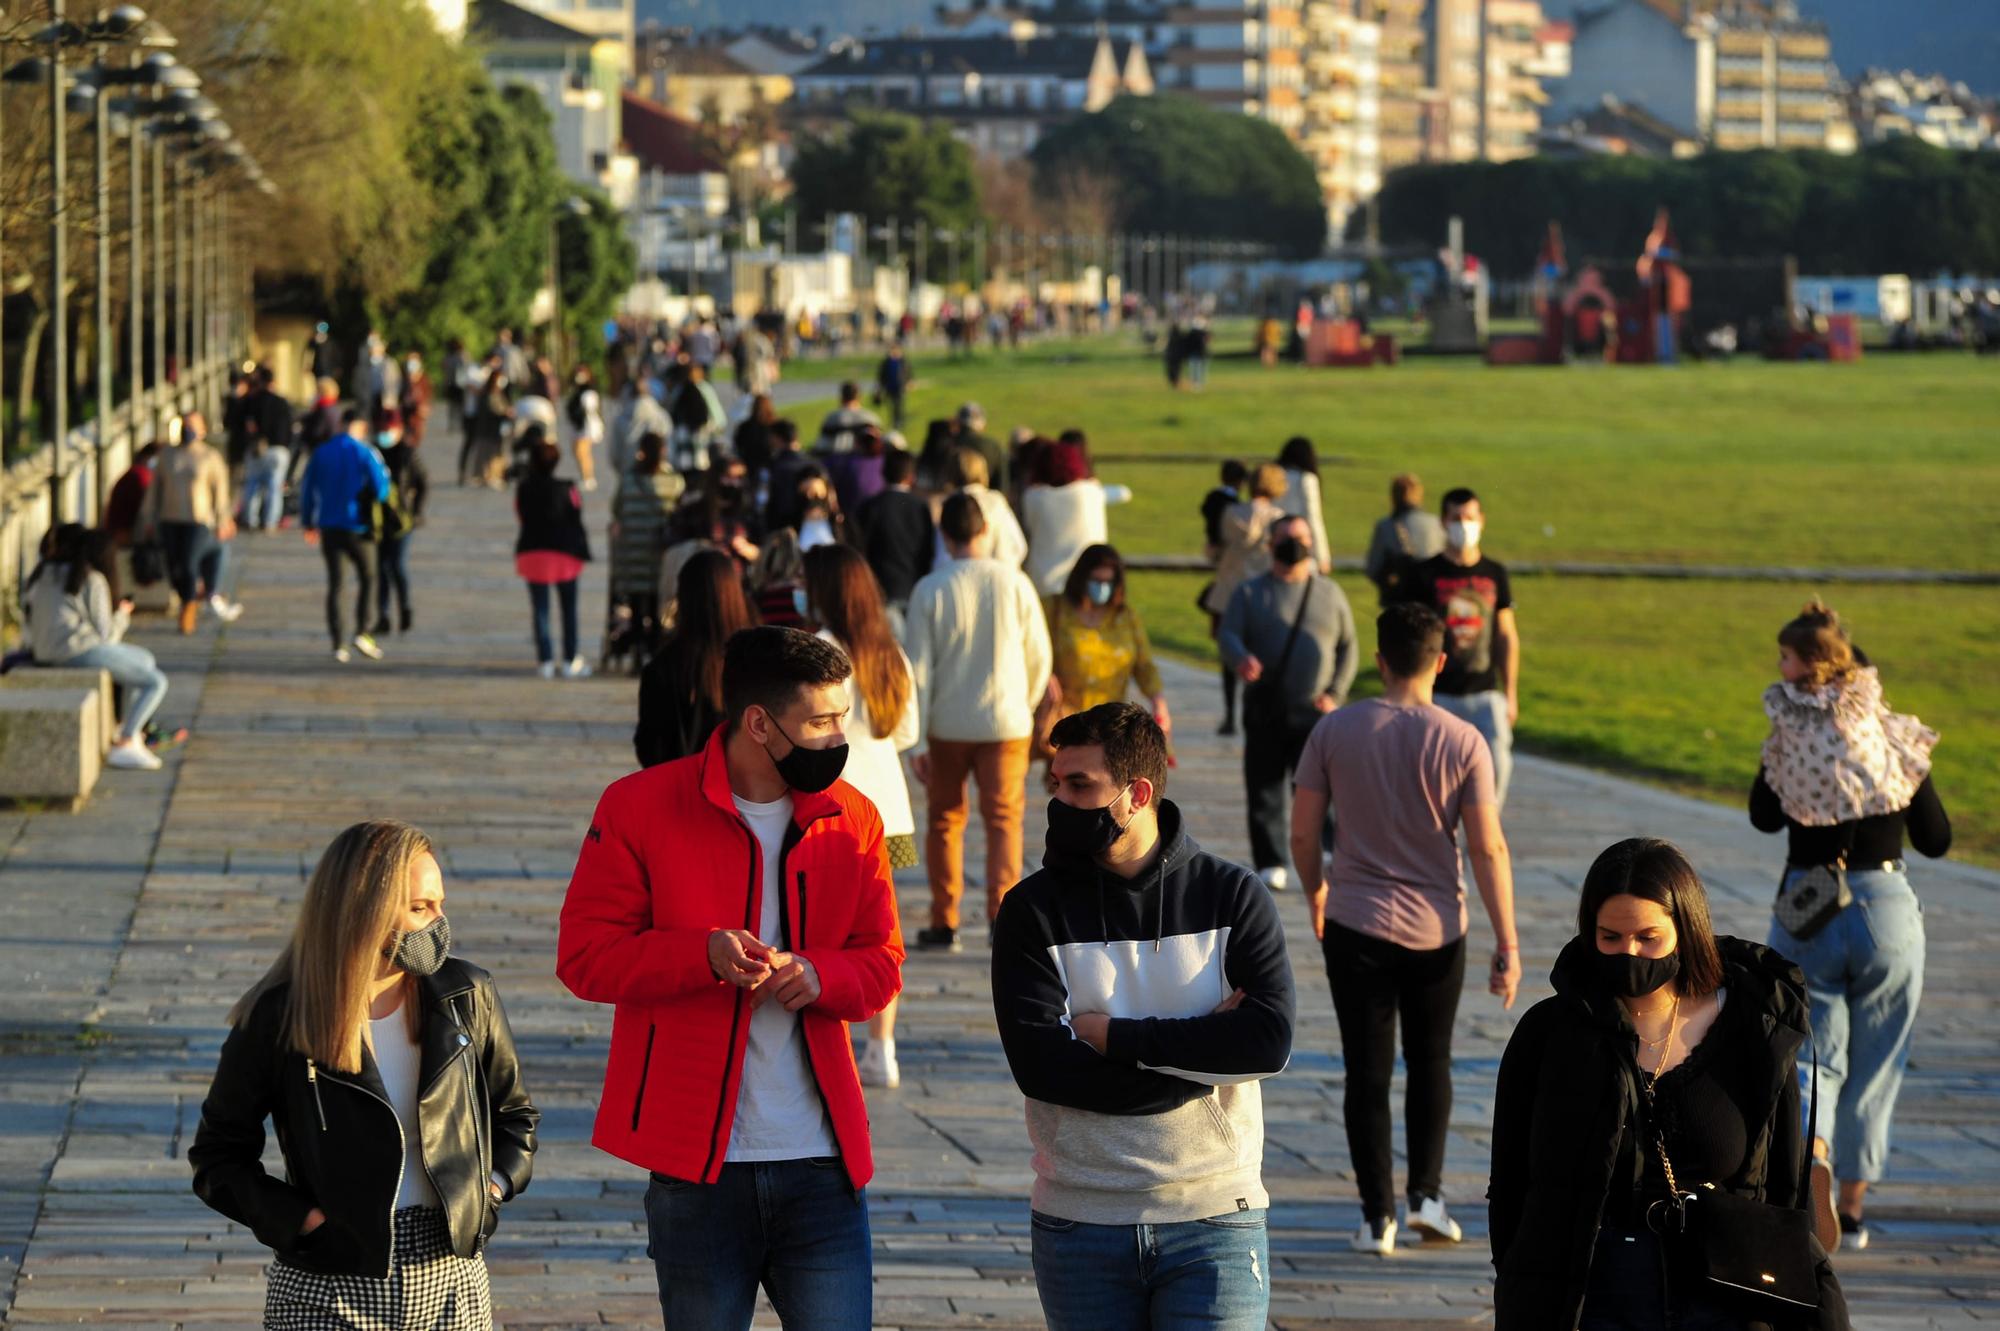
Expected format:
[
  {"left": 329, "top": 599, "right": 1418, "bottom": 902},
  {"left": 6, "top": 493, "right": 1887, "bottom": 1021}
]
[{"left": 1219, "top": 514, "right": 1359, "bottom": 890}]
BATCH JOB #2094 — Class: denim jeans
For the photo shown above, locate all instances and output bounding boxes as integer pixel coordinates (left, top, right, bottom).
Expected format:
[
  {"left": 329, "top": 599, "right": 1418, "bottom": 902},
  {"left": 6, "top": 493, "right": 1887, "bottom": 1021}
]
[
  {"left": 1433, "top": 689, "right": 1513, "bottom": 809},
  {"left": 1030, "top": 1208, "right": 1270, "bottom": 1331},
  {"left": 1579, "top": 1226, "right": 1748, "bottom": 1330},
  {"left": 376, "top": 534, "right": 412, "bottom": 625},
  {"left": 239, "top": 447, "right": 290, "bottom": 529},
  {"left": 644, "top": 1159, "right": 871, "bottom": 1331},
  {"left": 158, "top": 520, "right": 226, "bottom": 605},
  {"left": 526, "top": 579, "right": 579, "bottom": 665},
  {"left": 1768, "top": 864, "right": 1925, "bottom": 1182},
  {"left": 62, "top": 643, "right": 168, "bottom": 742}
]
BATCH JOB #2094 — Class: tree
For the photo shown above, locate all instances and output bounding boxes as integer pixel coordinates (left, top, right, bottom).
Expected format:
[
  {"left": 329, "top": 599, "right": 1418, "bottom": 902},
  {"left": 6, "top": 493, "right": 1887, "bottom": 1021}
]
[
  {"left": 1360, "top": 142, "right": 2000, "bottom": 278},
  {"left": 788, "top": 110, "right": 983, "bottom": 282},
  {"left": 1030, "top": 94, "right": 1326, "bottom": 256}
]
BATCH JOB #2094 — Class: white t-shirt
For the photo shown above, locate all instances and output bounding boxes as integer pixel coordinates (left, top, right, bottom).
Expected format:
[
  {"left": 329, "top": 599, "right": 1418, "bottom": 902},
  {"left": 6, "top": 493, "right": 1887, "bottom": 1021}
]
[
  {"left": 370, "top": 1008, "right": 443, "bottom": 1209},
  {"left": 727, "top": 792, "right": 840, "bottom": 1162}
]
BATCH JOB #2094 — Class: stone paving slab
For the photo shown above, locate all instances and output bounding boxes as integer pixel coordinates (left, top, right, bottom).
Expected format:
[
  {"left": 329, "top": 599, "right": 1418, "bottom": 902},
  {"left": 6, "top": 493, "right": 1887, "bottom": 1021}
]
[{"left": 2, "top": 448, "right": 1996, "bottom": 1328}]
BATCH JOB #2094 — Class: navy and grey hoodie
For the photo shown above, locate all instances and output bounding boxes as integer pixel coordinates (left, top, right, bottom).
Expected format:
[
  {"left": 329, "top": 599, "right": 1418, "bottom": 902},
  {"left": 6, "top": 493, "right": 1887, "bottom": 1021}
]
[{"left": 991, "top": 800, "right": 1295, "bottom": 1224}]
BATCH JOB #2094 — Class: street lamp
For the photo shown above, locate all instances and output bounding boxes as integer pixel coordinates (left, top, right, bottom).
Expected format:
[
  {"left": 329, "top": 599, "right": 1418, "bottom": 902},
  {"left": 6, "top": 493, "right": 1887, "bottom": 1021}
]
[{"left": 548, "top": 194, "right": 589, "bottom": 376}]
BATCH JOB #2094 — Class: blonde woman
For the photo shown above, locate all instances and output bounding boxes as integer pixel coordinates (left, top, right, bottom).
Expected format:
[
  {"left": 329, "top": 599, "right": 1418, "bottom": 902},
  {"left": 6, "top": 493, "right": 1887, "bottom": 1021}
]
[{"left": 191, "top": 821, "right": 538, "bottom": 1330}]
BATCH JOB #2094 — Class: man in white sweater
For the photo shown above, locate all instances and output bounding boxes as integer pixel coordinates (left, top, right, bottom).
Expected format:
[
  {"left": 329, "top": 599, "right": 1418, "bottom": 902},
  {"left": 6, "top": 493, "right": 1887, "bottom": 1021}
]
[{"left": 905, "top": 493, "right": 1052, "bottom": 952}]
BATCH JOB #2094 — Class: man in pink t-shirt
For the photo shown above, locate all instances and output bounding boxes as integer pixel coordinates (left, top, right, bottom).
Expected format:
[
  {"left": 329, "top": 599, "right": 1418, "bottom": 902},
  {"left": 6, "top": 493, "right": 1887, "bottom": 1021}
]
[{"left": 1289, "top": 602, "right": 1521, "bottom": 1256}]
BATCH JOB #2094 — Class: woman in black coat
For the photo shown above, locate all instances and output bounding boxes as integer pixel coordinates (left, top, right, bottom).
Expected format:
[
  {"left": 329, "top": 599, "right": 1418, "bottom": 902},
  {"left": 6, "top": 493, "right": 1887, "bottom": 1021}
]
[
  {"left": 1489, "top": 838, "right": 1846, "bottom": 1331},
  {"left": 514, "top": 429, "right": 593, "bottom": 678},
  {"left": 190, "top": 820, "right": 538, "bottom": 1329},
  {"left": 634, "top": 548, "right": 756, "bottom": 768}
]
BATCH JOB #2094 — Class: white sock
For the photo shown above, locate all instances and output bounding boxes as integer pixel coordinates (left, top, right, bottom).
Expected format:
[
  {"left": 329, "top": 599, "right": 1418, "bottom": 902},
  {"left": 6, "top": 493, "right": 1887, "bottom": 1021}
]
[{"left": 872, "top": 1038, "right": 895, "bottom": 1060}]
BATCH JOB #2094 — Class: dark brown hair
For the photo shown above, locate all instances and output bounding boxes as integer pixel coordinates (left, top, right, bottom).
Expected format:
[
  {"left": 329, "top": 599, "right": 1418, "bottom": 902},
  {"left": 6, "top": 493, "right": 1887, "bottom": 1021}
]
[
  {"left": 1777, "top": 598, "right": 1857, "bottom": 691},
  {"left": 670, "top": 550, "right": 756, "bottom": 711},
  {"left": 1049, "top": 701, "right": 1168, "bottom": 795},
  {"left": 1061, "top": 542, "right": 1126, "bottom": 611},
  {"left": 1577, "top": 838, "right": 1724, "bottom": 998}
]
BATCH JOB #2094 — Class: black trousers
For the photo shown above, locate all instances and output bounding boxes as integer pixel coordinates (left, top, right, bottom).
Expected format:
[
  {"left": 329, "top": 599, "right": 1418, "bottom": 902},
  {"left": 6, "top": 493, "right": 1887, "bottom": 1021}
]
[
  {"left": 1324, "top": 921, "right": 1467, "bottom": 1223},
  {"left": 1242, "top": 718, "right": 1315, "bottom": 871},
  {"left": 320, "top": 529, "right": 378, "bottom": 648}
]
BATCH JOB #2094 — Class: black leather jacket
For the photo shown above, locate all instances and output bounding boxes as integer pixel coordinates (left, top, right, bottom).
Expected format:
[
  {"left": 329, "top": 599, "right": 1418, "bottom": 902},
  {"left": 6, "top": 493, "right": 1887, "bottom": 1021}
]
[{"left": 189, "top": 958, "right": 539, "bottom": 1276}]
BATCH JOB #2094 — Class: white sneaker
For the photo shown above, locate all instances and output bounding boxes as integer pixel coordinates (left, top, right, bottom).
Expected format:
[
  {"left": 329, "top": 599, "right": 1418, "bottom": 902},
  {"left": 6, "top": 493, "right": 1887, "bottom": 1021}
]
[
  {"left": 208, "top": 595, "right": 244, "bottom": 623},
  {"left": 1408, "top": 1195, "right": 1463, "bottom": 1243},
  {"left": 537, "top": 661, "right": 558, "bottom": 680},
  {"left": 582, "top": 477, "right": 599, "bottom": 492},
  {"left": 333, "top": 647, "right": 352, "bottom": 664},
  {"left": 857, "top": 1041, "right": 900, "bottom": 1089},
  {"left": 106, "top": 737, "right": 163, "bottom": 771},
  {"left": 1259, "top": 866, "right": 1290, "bottom": 892},
  {"left": 351, "top": 634, "right": 383, "bottom": 660},
  {"left": 1351, "top": 1216, "right": 1397, "bottom": 1255},
  {"left": 562, "top": 656, "right": 593, "bottom": 680}
]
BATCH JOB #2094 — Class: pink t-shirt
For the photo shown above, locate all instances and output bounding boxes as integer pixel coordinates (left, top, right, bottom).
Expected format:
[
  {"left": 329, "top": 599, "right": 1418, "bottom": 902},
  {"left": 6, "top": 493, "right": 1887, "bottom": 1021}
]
[{"left": 1294, "top": 698, "right": 1495, "bottom": 950}]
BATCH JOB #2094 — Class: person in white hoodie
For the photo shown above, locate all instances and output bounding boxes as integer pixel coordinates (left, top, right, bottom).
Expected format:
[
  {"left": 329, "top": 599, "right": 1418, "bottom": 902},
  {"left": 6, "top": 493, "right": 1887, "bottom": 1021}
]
[
  {"left": 935, "top": 446, "right": 1027, "bottom": 571},
  {"left": 905, "top": 493, "right": 1051, "bottom": 953},
  {"left": 25, "top": 525, "right": 168, "bottom": 770},
  {"left": 804, "top": 544, "right": 922, "bottom": 1088},
  {"left": 1020, "top": 431, "right": 1132, "bottom": 597}
]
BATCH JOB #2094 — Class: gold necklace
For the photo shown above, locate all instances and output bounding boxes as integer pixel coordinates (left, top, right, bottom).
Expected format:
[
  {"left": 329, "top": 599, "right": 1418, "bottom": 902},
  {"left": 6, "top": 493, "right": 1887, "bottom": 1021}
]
[{"left": 1643, "top": 993, "right": 1684, "bottom": 1077}]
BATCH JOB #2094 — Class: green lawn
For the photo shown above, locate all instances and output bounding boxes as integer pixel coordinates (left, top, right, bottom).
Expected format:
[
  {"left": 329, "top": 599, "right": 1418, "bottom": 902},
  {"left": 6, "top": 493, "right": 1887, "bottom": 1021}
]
[{"left": 791, "top": 336, "right": 1999, "bottom": 866}]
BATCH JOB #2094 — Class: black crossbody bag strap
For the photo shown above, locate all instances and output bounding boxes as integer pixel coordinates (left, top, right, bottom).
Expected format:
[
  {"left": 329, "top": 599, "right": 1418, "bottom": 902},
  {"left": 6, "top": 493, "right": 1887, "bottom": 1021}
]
[{"left": 1269, "top": 578, "right": 1314, "bottom": 681}]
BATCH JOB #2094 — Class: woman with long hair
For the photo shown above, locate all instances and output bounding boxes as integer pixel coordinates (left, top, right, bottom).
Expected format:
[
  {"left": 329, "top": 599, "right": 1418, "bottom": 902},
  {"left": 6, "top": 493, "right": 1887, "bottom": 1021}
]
[
  {"left": 25, "top": 523, "right": 169, "bottom": 771},
  {"left": 1042, "top": 543, "right": 1168, "bottom": 737},
  {"left": 802, "top": 544, "right": 920, "bottom": 1087},
  {"left": 1276, "top": 435, "right": 1333, "bottom": 575},
  {"left": 191, "top": 820, "right": 539, "bottom": 1330},
  {"left": 1488, "top": 838, "right": 1846, "bottom": 1330},
  {"left": 514, "top": 433, "right": 593, "bottom": 679},
  {"left": 1754, "top": 600, "right": 1948, "bottom": 1252},
  {"left": 634, "top": 548, "right": 756, "bottom": 767}
]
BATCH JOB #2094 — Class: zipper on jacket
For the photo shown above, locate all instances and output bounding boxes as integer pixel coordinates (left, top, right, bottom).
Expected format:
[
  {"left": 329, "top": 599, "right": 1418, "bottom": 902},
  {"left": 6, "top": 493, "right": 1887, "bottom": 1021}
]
[
  {"left": 701, "top": 822, "right": 762, "bottom": 1180},
  {"left": 305, "top": 1059, "right": 328, "bottom": 1131},
  {"left": 315, "top": 1064, "right": 408, "bottom": 1278},
  {"left": 796, "top": 870, "right": 809, "bottom": 951},
  {"left": 631, "top": 1023, "right": 657, "bottom": 1131}
]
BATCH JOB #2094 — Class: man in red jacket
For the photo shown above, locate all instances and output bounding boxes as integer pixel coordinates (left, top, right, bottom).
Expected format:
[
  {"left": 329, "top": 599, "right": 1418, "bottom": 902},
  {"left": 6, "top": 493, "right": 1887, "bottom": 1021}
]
[{"left": 559, "top": 625, "right": 903, "bottom": 1330}]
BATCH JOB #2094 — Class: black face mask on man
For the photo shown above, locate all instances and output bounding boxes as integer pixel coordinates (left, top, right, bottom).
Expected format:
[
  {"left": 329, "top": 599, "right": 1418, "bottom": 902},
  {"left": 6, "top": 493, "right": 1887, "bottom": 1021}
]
[
  {"left": 765, "top": 716, "right": 849, "bottom": 794},
  {"left": 386, "top": 915, "right": 451, "bottom": 977},
  {"left": 1590, "top": 947, "right": 1680, "bottom": 998},
  {"left": 1272, "top": 536, "right": 1310, "bottom": 567},
  {"left": 1046, "top": 784, "right": 1135, "bottom": 860}
]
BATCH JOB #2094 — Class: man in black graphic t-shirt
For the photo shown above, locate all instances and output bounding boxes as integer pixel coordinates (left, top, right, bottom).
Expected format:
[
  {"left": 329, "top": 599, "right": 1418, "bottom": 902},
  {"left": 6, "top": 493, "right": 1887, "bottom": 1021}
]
[{"left": 1395, "top": 488, "right": 1519, "bottom": 806}]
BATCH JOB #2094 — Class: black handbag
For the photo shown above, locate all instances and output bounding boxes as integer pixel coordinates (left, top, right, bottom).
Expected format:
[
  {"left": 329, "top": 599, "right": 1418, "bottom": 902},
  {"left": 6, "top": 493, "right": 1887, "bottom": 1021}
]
[
  {"left": 1775, "top": 833, "right": 1853, "bottom": 942},
  {"left": 128, "top": 539, "right": 166, "bottom": 587},
  {"left": 1240, "top": 579, "right": 1313, "bottom": 731},
  {"left": 1645, "top": 1041, "right": 1823, "bottom": 1315}
]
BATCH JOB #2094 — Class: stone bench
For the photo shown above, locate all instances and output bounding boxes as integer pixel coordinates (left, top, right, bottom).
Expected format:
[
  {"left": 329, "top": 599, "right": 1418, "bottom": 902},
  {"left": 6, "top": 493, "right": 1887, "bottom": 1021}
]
[
  {"left": 0, "top": 666, "right": 115, "bottom": 754},
  {"left": 0, "top": 689, "right": 103, "bottom": 809}
]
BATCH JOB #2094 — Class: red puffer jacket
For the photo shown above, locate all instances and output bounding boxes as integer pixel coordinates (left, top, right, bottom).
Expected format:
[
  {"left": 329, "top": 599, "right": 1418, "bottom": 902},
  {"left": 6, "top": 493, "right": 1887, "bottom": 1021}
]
[{"left": 557, "top": 725, "right": 904, "bottom": 1188}]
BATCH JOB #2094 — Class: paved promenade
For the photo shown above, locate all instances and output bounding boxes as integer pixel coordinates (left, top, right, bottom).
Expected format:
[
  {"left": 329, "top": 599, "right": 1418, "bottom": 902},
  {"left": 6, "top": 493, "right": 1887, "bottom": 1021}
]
[{"left": 1, "top": 474, "right": 1995, "bottom": 1329}]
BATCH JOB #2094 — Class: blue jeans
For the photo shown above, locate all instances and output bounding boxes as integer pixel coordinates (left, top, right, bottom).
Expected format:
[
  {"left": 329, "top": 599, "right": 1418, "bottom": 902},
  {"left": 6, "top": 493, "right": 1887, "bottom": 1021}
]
[
  {"left": 239, "top": 447, "right": 289, "bottom": 529},
  {"left": 1433, "top": 689, "right": 1513, "bottom": 809},
  {"left": 158, "top": 520, "right": 227, "bottom": 604},
  {"left": 376, "top": 535, "right": 412, "bottom": 625},
  {"left": 1030, "top": 1208, "right": 1270, "bottom": 1331},
  {"left": 525, "top": 579, "right": 578, "bottom": 665},
  {"left": 644, "top": 1159, "right": 871, "bottom": 1331},
  {"left": 1768, "top": 864, "right": 1925, "bottom": 1182},
  {"left": 64, "top": 642, "right": 168, "bottom": 742}
]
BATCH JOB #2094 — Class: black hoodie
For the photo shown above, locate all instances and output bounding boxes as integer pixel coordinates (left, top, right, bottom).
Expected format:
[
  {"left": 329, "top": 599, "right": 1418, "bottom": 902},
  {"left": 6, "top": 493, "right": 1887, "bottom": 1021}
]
[
  {"left": 1488, "top": 934, "right": 1847, "bottom": 1331},
  {"left": 991, "top": 799, "right": 1296, "bottom": 1223}
]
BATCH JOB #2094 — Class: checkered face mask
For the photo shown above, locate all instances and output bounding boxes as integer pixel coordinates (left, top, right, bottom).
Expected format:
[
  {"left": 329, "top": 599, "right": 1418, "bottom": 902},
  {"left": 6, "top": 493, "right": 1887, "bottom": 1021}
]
[{"left": 388, "top": 915, "right": 451, "bottom": 977}]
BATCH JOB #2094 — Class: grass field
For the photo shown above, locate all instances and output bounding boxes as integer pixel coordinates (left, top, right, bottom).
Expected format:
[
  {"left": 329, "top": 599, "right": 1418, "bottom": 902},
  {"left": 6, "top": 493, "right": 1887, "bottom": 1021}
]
[{"left": 794, "top": 335, "right": 2000, "bottom": 864}]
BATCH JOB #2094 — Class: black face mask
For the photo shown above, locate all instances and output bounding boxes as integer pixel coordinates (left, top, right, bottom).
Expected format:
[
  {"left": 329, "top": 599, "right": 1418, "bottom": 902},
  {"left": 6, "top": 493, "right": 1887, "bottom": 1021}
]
[
  {"left": 766, "top": 718, "right": 848, "bottom": 794},
  {"left": 386, "top": 915, "right": 451, "bottom": 977},
  {"left": 1272, "top": 536, "right": 1310, "bottom": 567},
  {"left": 1045, "top": 785, "right": 1134, "bottom": 860},
  {"left": 1591, "top": 947, "right": 1680, "bottom": 998}
]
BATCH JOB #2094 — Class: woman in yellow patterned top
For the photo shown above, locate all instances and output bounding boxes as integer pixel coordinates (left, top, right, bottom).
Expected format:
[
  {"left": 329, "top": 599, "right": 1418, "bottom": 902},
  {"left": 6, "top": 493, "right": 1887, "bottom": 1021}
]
[{"left": 1042, "top": 544, "right": 1171, "bottom": 739}]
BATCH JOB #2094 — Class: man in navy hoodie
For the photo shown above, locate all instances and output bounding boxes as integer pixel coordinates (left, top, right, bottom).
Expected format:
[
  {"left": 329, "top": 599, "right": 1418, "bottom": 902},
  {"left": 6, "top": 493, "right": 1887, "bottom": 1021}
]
[
  {"left": 298, "top": 407, "right": 392, "bottom": 663},
  {"left": 992, "top": 702, "right": 1295, "bottom": 1331}
]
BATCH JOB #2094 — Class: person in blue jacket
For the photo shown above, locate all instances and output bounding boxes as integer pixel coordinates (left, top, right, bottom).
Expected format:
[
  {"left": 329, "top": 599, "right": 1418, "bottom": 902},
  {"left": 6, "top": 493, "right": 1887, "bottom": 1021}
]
[{"left": 299, "top": 407, "right": 393, "bottom": 663}]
